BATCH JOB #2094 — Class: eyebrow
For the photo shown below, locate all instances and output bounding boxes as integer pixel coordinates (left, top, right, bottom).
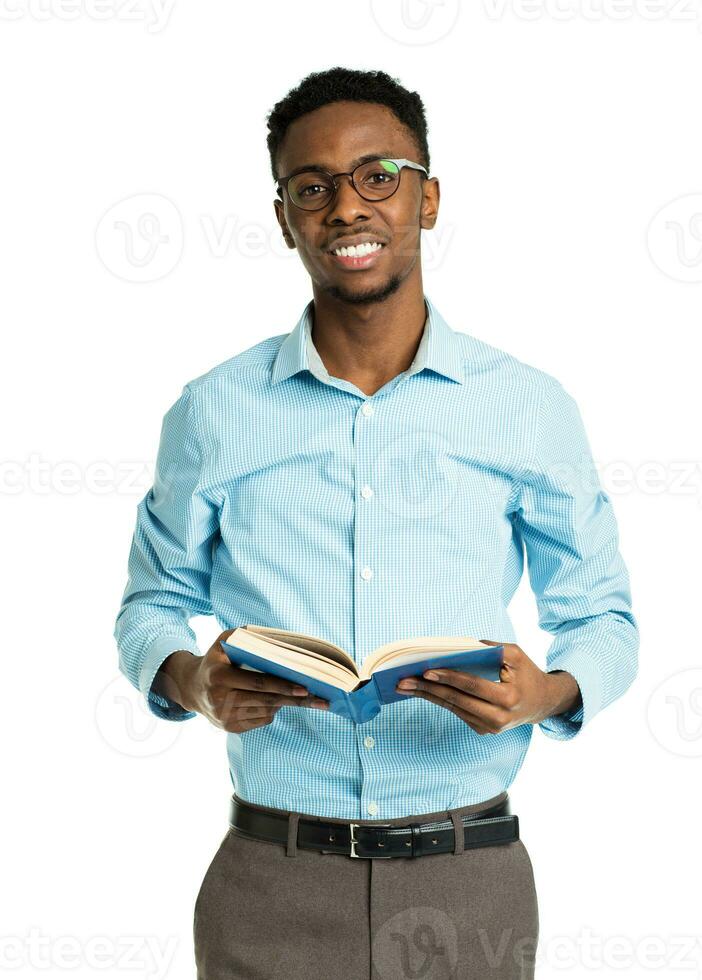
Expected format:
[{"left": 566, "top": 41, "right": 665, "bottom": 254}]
[{"left": 280, "top": 152, "right": 398, "bottom": 181}]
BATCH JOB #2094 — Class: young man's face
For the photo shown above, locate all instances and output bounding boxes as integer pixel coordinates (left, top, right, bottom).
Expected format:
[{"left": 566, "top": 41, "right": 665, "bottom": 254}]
[{"left": 273, "top": 100, "right": 440, "bottom": 305}]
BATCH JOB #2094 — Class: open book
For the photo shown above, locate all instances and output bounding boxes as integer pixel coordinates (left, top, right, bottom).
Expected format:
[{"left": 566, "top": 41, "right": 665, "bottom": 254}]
[{"left": 220, "top": 626, "right": 504, "bottom": 724}]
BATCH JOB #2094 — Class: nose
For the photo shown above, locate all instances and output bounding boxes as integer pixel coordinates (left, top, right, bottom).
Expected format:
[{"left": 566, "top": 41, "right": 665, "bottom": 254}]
[{"left": 325, "top": 173, "right": 373, "bottom": 224}]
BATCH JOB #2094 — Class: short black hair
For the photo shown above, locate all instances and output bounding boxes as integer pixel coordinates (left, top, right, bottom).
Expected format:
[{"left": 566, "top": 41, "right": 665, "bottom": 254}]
[{"left": 265, "top": 66, "right": 430, "bottom": 183}]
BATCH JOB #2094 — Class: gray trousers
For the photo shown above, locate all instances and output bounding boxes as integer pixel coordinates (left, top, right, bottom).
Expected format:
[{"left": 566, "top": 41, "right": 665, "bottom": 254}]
[{"left": 194, "top": 791, "right": 539, "bottom": 979}]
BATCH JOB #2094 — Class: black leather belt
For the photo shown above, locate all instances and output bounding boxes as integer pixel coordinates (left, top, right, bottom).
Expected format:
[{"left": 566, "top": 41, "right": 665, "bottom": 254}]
[{"left": 228, "top": 794, "right": 519, "bottom": 859}]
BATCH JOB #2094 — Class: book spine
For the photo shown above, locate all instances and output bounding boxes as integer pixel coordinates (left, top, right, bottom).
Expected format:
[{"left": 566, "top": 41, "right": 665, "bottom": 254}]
[
  {"left": 326, "top": 691, "right": 355, "bottom": 723},
  {"left": 346, "top": 677, "right": 382, "bottom": 724}
]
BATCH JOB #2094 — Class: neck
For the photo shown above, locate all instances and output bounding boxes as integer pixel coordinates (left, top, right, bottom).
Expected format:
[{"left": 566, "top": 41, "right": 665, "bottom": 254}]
[{"left": 309, "top": 276, "right": 428, "bottom": 396}]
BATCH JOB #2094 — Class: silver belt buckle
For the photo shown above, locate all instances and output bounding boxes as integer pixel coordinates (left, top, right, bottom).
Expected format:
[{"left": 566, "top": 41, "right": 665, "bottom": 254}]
[{"left": 348, "top": 822, "right": 362, "bottom": 858}]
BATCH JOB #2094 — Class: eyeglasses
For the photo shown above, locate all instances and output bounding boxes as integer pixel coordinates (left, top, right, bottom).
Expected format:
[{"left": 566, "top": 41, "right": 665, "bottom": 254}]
[{"left": 276, "top": 157, "right": 428, "bottom": 212}]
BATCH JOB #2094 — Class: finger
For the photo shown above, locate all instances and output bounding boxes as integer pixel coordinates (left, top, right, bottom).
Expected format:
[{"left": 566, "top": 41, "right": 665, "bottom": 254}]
[
  {"left": 213, "top": 637, "right": 310, "bottom": 696},
  {"left": 219, "top": 699, "right": 328, "bottom": 730},
  {"left": 232, "top": 705, "right": 278, "bottom": 722},
  {"left": 220, "top": 665, "right": 310, "bottom": 698},
  {"left": 228, "top": 712, "right": 278, "bottom": 733},
  {"left": 275, "top": 693, "right": 329, "bottom": 709},
  {"left": 411, "top": 689, "right": 493, "bottom": 734},
  {"left": 218, "top": 704, "right": 278, "bottom": 729},
  {"left": 408, "top": 680, "right": 509, "bottom": 729},
  {"left": 213, "top": 631, "right": 238, "bottom": 662},
  {"left": 222, "top": 696, "right": 280, "bottom": 715},
  {"left": 211, "top": 689, "right": 298, "bottom": 714},
  {"left": 417, "top": 669, "right": 510, "bottom": 706},
  {"left": 289, "top": 699, "right": 330, "bottom": 710},
  {"left": 479, "top": 640, "right": 522, "bottom": 665},
  {"left": 231, "top": 690, "right": 327, "bottom": 710}
]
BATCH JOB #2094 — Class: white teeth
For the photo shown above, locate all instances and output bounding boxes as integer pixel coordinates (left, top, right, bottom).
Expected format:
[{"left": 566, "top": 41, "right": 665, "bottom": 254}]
[{"left": 333, "top": 241, "right": 384, "bottom": 257}]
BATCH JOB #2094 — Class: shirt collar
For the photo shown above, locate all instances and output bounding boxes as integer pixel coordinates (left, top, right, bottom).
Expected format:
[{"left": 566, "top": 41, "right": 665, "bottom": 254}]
[{"left": 271, "top": 295, "right": 465, "bottom": 386}]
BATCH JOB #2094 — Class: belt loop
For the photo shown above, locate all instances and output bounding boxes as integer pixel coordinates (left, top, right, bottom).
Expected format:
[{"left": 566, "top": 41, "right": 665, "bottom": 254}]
[
  {"left": 450, "top": 811, "right": 464, "bottom": 855},
  {"left": 286, "top": 812, "right": 300, "bottom": 858}
]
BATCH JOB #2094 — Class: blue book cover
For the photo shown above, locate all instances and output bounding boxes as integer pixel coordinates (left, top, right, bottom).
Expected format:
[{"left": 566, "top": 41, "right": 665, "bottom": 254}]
[{"left": 220, "top": 626, "right": 504, "bottom": 725}]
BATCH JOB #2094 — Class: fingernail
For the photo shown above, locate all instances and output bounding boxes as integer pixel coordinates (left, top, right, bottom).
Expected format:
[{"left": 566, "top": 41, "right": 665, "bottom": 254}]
[
  {"left": 398, "top": 678, "right": 417, "bottom": 689},
  {"left": 424, "top": 671, "right": 439, "bottom": 681},
  {"left": 293, "top": 686, "right": 309, "bottom": 695},
  {"left": 312, "top": 699, "right": 329, "bottom": 709}
]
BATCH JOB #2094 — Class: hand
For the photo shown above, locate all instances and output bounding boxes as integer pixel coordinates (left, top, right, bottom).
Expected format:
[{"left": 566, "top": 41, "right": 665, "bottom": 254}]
[
  {"left": 156, "top": 630, "right": 330, "bottom": 732},
  {"left": 394, "top": 640, "right": 582, "bottom": 735}
]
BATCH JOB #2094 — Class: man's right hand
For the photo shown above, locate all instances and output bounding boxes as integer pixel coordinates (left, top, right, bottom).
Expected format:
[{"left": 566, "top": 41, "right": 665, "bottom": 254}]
[{"left": 155, "top": 630, "right": 330, "bottom": 732}]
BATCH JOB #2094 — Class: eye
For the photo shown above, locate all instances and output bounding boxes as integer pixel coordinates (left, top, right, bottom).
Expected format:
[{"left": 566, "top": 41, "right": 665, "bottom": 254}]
[
  {"left": 358, "top": 162, "right": 400, "bottom": 188},
  {"left": 300, "top": 183, "right": 326, "bottom": 197}
]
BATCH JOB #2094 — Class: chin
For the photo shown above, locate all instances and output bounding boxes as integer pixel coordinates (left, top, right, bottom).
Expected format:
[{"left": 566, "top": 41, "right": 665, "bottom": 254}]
[{"left": 323, "top": 274, "right": 404, "bottom": 306}]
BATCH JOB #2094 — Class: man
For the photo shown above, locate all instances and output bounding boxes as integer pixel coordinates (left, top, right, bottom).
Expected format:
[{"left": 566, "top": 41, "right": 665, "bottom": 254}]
[{"left": 114, "top": 66, "right": 639, "bottom": 980}]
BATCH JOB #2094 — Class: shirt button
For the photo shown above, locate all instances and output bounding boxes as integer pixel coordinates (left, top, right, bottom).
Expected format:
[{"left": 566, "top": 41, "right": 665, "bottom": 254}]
[
  {"left": 364, "top": 735, "right": 375, "bottom": 748},
  {"left": 361, "top": 485, "right": 373, "bottom": 499},
  {"left": 361, "top": 402, "right": 374, "bottom": 417},
  {"left": 361, "top": 566, "right": 373, "bottom": 581},
  {"left": 367, "top": 801, "right": 378, "bottom": 816}
]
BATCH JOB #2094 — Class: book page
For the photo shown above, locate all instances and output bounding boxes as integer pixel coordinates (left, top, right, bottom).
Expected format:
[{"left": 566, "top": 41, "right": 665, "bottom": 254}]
[
  {"left": 226, "top": 627, "right": 360, "bottom": 691},
  {"left": 244, "top": 625, "right": 358, "bottom": 674},
  {"left": 359, "top": 636, "right": 487, "bottom": 679}
]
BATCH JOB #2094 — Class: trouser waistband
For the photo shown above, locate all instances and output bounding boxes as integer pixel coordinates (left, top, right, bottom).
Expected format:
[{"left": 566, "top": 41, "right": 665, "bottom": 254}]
[{"left": 228, "top": 792, "right": 518, "bottom": 859}]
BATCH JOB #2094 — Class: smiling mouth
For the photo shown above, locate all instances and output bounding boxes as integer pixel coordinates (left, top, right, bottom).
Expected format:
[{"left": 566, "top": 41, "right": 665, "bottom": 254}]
[{"left": 326, "top": 242, "right": 387, "bottom": 270}]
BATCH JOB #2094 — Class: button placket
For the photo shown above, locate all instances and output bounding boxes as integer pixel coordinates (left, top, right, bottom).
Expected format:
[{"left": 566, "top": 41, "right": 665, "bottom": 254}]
[{"left": 353, "top": 397, "right": 382, "bottom": 818}]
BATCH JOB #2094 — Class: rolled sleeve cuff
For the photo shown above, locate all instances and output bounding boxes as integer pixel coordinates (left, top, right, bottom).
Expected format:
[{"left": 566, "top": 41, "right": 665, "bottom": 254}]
[
  {"left": 139, "top": 634, "right": 201, "bottom": 722},
  {"left": 538, "top": 650, "right": 604, "bottom": 741}
]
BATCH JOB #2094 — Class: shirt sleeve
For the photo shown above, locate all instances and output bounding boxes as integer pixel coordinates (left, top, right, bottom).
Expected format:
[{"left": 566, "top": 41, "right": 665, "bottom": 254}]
[
  {"left": 113, "top": 383, "right": 219, "bottom": 721},
  {"left": 511, "top": 381, "right": 639, "bottom": 740}
]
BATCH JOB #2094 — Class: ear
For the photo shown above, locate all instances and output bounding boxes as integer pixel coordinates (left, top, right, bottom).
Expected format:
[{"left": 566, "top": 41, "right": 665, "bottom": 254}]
[
  {"left": 419, "top": 176, "right": 440, "bottom": 231},
  {"left": 274, "top": 197, "right": 296, "bottom": 250}
]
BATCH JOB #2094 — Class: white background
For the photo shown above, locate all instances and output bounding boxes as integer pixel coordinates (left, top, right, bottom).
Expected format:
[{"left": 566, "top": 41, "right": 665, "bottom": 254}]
[{"left": 2, "top": 1, "right": 701, "bottom": 977}]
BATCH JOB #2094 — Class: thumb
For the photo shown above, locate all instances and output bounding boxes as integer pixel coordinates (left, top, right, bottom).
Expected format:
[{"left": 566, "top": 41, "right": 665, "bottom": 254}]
[
  {"left": 215, "top": 630, "right": 236, "bottom": 660},
  {"left": 479, "top": 639, "right": 511, "bottom": 679}
]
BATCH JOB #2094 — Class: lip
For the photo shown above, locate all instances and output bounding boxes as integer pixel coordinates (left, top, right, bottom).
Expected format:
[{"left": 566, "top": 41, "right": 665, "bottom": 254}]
[
  {"left": 326, "top": 243, "right": 387, "bottom": 271},
  {"left": 326, "top": 233, "right": 387, "bottom": 251}
]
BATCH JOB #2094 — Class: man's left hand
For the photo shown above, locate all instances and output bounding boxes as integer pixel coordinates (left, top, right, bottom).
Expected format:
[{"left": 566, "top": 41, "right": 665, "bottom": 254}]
[{"left": 394, "top": 640, "right": 582, "bottom": 735}]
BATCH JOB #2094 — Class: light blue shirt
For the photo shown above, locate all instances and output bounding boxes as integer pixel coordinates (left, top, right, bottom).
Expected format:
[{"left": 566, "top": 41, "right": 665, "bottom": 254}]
[{"left": 114, "top": 295, "right": 639, "bottom": 819}]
